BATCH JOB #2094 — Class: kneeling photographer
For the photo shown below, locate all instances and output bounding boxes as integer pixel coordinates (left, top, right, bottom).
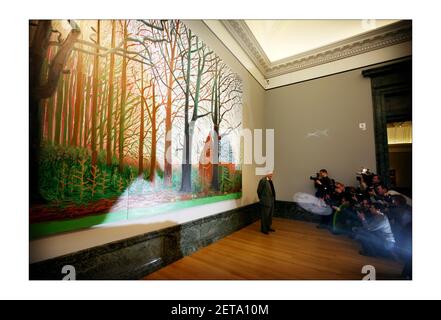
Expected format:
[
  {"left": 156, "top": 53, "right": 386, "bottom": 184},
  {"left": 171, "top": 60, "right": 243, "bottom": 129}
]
[{"left": 354, "top": 202, "right": 396, "bottom": 258}]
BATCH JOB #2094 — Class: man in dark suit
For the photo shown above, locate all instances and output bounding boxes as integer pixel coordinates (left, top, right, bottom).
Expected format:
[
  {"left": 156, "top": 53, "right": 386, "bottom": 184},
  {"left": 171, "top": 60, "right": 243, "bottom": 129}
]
[{"left": 257, "top": 171, "right": 276, "bottom": 234}]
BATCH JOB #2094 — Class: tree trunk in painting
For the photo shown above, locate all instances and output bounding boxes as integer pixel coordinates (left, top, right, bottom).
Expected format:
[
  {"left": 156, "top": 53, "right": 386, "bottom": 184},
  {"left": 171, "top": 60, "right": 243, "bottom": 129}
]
[
  {"left": 46, "top": 70, "right": 56, "bottom": 143},
  {"left": 164, "top": 61, "right": 174, "bottom": 186},
  {"left": 54, "top": 74, "right": 64, "bottom": 145},
  {"left": 119, "top": 22, "right": 128, "bottom": 173},
  {"left": 99, "top": 78, "right": 107, "bottom": 151},
  {"left": 78, "top": 73, "right": 86, "bottom": 147},
  {"left": 180, "top": 30, "right": 192, "bottom": 193},
  {"left": 149, "top": 81, "right": 157, "bottom": 183},
  {"left": 83, "top": 74, "right": 91, "bottom": 148},
  {"left": 45, "top": 46, "right": 55, "bottom": 144},
  {"left": 67, "top": 64, "right": 76, "bottom": 146},
  {"left": 211, "top": 125, "right": 220, "bottom": 191},
  {"left": 39, "top": 53, "right": 50, "bottom": 142},
  {"left": 113, "top": 78, "right": 119, "bottom": 155},
  {"left": 91, "top": 20, "right": 100, "bottom": 171},
  {"left": 163, "top": 21, "right": 180, "bottom": 187},
  {"left": 138, "top": 63, "right": 145, "bottom": 175},
  {"left": 62, "top": 70, "right": 70, "bottom": 146},
  {"left": 106, "top": 20, "right": 116, "bottom": 167},
  {"left": 211, "top": 60, "right": 220, "bottom": 191},
  {"left": 71, "top": 52, "right": 83, "bottom": 146},
  {"left": 46, "top": 91, "right": 55, "bottom": 143},
  {"left": 181, "top": 33, "right": 211, "bottom": 192}
]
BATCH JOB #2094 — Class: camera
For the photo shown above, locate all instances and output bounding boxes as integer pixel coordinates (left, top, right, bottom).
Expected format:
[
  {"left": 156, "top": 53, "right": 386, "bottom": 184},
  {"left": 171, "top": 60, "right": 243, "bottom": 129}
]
[
  {"left": 310, "top": 173, "right": 320, "bottom": 181},
  {"left": 347, "top": 189, "right": 365, "bottom": 202},
  {"left": 356, "top": 168, "right": 374, "bottom": 184},
  {"left": 310, "top": 172, "right": 335, "bottom": 197}
]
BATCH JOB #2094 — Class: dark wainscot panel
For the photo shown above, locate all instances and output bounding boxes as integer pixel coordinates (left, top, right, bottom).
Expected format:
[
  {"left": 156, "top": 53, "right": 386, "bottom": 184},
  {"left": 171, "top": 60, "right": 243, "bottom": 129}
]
[{"left": 274, "top": 201, "right": 321, "bottom": 223}]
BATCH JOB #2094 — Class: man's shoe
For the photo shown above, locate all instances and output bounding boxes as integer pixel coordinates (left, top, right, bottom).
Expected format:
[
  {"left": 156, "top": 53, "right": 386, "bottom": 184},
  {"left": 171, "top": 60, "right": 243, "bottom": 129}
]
[
  {"left": 269, "top": 228, "right": 275, "bottom": 232},
  {"left": 261, "top": 231, "right": 269, "bottom": 235}
]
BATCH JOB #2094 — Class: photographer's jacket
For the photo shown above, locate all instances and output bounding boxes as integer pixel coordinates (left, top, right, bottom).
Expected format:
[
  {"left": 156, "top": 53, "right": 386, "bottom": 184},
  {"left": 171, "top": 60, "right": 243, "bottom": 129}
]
[
  {"left": 315, "top": 176, "right": 333, "bottom": 197},
  {"left": 362, "top": 214, "right": 396, "bottom": 246}
]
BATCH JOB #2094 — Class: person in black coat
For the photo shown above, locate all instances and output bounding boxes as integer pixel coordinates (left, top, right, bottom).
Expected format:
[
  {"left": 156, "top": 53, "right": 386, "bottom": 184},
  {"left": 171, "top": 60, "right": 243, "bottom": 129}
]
[
  {"left": 314, "top": 169, "right": 333, "bottom": 198},
  {"left": 257, "top": 171, "right": 276, "bottom": 234}
]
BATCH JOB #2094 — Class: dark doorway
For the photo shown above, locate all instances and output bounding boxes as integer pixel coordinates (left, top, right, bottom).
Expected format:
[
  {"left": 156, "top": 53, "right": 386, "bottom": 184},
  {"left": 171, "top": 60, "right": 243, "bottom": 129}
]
[{"left": 362, "top": 59, "right": 412, "bottom": 196}]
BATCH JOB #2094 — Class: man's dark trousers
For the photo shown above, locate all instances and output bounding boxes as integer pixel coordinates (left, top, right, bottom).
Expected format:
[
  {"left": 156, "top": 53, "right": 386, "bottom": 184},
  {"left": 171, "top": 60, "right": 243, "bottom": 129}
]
[
  {"left": 257, "top": 177, "right": 276, "bottom": 233},
  {"left": 261, "top": 201, "right": 274, "bottom": 233}
]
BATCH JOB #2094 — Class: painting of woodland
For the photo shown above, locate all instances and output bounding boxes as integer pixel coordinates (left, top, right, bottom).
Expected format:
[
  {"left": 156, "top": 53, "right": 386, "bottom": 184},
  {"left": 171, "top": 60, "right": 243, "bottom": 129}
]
[{"left": 29, "top": 20, "right": 243, "bottom": 237}]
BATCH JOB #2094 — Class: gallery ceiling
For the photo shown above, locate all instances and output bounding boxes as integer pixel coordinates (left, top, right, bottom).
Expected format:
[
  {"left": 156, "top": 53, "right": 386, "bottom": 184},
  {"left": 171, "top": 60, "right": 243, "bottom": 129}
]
[
  {"left": 206, "top": 19, "right": 412, "bottom": 89},
  {"left": 244, "top": 20, "right": 399, "bottom": 62}
]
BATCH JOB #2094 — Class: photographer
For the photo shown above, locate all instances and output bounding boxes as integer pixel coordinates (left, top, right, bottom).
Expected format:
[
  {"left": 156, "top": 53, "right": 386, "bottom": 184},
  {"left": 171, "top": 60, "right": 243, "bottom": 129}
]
[
  {"left": 357, "top": 169, "right": 381, "bottom": 191},
  {"left": 388, "top": 195, "right": 412, "bottom": 256},
  {"left": 311, "top": 169, "right": 334, "bottom": 198},
  {"left": 332, "top": 193, "right": 361, "bottom": 235},
  {"left": 355, "top": 202, "right": 396, "bottom": 257},
  {"left": 374, "top": 184, "right": 393, "bottom": 206},
  {"left": 325, "top": 181, "right": 344, "bottom": 207},
  {"left": 311, "top": 169, "right": 335, "bottom": 230},
  {"left": 371, "top": 175, "right": 381, "bottom": 188}
]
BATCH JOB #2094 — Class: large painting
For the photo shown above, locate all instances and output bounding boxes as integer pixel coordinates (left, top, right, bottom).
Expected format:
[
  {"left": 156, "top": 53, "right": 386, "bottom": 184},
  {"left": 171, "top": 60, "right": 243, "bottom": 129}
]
[{"left": 29, "top": 20, "right": 243, "bottom": 238}]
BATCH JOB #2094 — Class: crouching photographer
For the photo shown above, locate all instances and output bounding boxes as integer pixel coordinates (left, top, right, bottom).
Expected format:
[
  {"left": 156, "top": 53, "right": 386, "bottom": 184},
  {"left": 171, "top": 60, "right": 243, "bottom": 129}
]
[
  {"left": 354, "top": 202, "right": 396, "bottom": 258},
  {"left": 331, "top": 193, "right": 362, "bottom": 236}
]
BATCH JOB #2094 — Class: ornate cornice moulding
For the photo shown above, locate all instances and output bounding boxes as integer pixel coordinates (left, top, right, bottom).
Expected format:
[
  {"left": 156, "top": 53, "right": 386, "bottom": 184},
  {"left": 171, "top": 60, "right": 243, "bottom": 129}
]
[{"left": 221, "top": 20, "right": 412, "bottom": 79}]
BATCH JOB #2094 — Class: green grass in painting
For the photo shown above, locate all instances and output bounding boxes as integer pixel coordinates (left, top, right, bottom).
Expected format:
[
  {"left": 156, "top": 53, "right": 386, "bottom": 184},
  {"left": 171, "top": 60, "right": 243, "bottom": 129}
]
[{"left": 29, "top": 192, "right": 242, "bottom": 240}]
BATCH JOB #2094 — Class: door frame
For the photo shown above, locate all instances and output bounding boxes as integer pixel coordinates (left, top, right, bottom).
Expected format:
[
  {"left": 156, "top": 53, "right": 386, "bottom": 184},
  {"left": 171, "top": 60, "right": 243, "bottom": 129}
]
[{"left": 362, "top": 59, "right": 412, "bottom": 187}]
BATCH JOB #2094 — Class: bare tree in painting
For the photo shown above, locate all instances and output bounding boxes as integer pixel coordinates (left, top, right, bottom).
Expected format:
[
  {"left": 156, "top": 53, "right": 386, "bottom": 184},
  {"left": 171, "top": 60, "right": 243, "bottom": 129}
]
[
  {"left": 209, "top": 57, "right": 242, "bottom": 190},
  {"left": 106, "top": 20, "right": 116, "bottom": 166},
  {"left": 90, "top": 20, "right": 100, "bottom": 171},
  {"left": 118, "top": 20, "right": 129, "bottom": 173},
  {"left": 177, "top": 27, "right": 214, "bottom": 192}
]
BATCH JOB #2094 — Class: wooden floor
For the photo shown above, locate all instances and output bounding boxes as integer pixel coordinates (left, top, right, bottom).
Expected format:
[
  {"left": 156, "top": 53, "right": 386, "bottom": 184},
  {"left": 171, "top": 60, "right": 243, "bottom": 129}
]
[{"left": 143, "top": 218, "right": 405, "bottom": 280}]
